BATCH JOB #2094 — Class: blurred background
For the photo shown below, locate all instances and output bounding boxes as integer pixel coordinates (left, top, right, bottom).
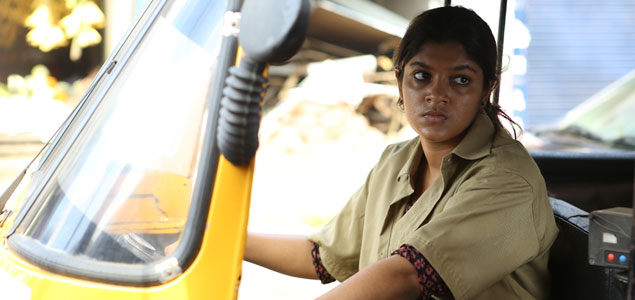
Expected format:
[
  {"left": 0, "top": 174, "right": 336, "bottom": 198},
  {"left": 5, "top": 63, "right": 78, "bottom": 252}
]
[{"left": 1, "top": 0, "right": 634, "bottom": 299}]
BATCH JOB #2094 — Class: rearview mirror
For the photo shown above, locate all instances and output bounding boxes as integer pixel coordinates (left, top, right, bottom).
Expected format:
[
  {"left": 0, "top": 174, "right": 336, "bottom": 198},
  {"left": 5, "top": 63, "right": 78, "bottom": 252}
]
[{"left": 217, "top": 0, "right": 311, "bottom": 165}]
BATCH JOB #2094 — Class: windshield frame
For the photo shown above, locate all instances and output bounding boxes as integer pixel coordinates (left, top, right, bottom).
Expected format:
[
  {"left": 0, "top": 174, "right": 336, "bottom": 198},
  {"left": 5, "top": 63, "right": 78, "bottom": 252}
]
[{"left": 6, "top": 0, "right": 242, "bottom": 285}]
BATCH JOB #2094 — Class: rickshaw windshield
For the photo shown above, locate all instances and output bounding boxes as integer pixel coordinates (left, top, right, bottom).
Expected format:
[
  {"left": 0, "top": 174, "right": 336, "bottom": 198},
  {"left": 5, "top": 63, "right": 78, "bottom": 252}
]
[{"left": 11, "top": 0, "right": 227, "bottom": 271}]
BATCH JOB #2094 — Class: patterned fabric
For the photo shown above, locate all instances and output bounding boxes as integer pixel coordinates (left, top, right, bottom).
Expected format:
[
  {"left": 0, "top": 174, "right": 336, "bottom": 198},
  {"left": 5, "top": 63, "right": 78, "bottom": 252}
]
[
  {"left": 391, "top": 244, "right": 452, "bottom": 299},
  {"left": 311, "top": 240, "right": 451, "bottom": 299},
  {"left": 311, "top": 242, "right": 336, "bottom": 284}
]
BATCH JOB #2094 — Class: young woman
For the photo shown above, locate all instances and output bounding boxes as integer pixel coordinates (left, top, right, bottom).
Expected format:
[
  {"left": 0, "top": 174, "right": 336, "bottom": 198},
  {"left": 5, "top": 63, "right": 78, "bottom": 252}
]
[{"left": 245, "top": 6, "right": 558, "bottom": 300}]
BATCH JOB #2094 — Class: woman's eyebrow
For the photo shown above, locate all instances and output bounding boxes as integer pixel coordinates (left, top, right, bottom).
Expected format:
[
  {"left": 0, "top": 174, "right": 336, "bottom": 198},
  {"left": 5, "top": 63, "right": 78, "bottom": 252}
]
[
  {"left": 408, "top": 61, "right": 478, "bottom": 73},
  {"left": 408, "top": 61, "right": 430, "bottom": 69},
  {"left": 453, "top": 64, "right": 478, "bottom": 73}
]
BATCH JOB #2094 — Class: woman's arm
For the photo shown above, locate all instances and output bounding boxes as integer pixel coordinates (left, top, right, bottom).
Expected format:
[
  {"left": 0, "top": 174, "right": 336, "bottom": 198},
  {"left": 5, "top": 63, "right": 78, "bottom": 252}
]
[
  {"left": 244, "top": 232, "right": 318, "bottom": 279},
  {"left": 315, "top": 255, "right": 420, "bottom": 300}
]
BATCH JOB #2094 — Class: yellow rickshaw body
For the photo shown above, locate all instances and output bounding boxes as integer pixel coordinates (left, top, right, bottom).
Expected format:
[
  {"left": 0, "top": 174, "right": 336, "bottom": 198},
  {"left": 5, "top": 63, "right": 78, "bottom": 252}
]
[{"left": 0, "top": 157, "right": 253, "bottom": 300}]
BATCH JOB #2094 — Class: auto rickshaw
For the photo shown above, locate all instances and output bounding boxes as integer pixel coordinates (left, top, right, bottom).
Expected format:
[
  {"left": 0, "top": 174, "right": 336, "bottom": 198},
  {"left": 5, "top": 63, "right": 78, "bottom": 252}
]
[{"left": 0, "top": 0, "right": 310, "bottom": 298}]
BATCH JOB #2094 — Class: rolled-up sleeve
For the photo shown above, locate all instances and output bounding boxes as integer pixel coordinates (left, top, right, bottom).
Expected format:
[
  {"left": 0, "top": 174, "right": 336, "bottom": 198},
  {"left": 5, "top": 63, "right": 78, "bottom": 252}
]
[
  {"left": 308, "top": 167, "right": 374, "bottom": 281},
  {"left": 405, "top": 168, "right": 540, "bottom": 300}
]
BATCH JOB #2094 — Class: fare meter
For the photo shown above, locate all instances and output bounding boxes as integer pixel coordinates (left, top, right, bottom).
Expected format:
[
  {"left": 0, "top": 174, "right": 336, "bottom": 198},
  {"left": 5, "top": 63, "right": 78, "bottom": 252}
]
[{"left": 588, "top": 207, "right": 632, "bottom": 269}]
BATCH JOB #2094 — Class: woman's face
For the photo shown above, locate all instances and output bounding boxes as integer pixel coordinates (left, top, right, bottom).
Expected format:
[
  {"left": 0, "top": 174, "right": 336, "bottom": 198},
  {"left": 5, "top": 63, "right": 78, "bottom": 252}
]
[{"left": 398, "top": 41, "right": 490, "bottom": 148}]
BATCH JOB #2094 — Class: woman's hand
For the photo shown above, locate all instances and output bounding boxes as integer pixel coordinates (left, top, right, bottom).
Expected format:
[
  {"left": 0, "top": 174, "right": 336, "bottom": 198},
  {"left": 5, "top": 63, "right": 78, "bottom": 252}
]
[{"left": 315, "top": 255, "right": 420, "bottom": 300}]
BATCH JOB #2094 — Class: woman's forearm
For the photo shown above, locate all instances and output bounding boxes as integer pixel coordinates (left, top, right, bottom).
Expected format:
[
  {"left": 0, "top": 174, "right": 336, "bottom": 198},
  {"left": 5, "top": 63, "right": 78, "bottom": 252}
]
[
  {"left": 244, "top": 232, "right": 318, "bottom": 279},
  {"left": 315, "top": 255, "right": 420, "bottom": 300}
]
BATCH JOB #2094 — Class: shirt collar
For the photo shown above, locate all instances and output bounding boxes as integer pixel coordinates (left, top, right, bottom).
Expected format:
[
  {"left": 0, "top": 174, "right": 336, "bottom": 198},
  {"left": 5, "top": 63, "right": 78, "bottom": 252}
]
[
  {"left": 396, "top": 139, "right": 423, "bottom": 185},
  {"left": 451, "top": 109, "right": 495, "bottom": 161},
  {"left": 392, "top": 140, "right": 420, "bottom": 205}
]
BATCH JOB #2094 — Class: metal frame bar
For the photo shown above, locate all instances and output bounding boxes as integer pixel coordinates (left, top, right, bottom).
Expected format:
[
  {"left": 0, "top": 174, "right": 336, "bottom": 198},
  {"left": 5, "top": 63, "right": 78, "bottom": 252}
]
[
  {"left": 629, "top": 160, "right": 635, "bottom": 299},
  {"left": 492, "top": 0, "right": 507, "bottom": 106},
  {"left": 174, "top": 0, "right": 242, "bottom": 274}
]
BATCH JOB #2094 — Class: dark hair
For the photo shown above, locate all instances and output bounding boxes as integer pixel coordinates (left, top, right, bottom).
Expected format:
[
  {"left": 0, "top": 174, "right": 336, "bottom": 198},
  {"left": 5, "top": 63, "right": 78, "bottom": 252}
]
[{"left": 393, "top": 6, "right": 521, "bottom": 138}]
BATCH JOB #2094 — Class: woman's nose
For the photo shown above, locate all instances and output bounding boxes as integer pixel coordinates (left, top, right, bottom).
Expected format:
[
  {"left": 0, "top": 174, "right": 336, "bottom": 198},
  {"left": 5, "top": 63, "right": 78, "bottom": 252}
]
[{"left": 424, "top": 79, "right": 448, "bottom": 104}]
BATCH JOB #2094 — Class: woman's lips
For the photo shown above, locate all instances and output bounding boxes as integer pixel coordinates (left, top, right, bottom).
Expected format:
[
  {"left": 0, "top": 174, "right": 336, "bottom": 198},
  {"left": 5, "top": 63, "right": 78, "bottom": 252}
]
[{"left": 423, "top": 111, "right": 447, "bottom": 121}]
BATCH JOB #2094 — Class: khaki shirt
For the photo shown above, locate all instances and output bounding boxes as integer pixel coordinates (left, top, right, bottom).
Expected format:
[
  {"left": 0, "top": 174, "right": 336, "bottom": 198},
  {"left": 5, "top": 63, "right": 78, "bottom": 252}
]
[{"left": 309, "top": 111, "right": 558, "bottom": 300}]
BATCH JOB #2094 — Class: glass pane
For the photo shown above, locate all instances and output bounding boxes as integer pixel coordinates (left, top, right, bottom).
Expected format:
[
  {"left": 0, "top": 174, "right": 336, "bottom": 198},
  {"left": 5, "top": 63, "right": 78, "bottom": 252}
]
[
  {"left": 561, "top": 72, "right": 635, "bottom": 146},
  {"left": 16, "top": 0, "right": 226, "bottom": 265}
]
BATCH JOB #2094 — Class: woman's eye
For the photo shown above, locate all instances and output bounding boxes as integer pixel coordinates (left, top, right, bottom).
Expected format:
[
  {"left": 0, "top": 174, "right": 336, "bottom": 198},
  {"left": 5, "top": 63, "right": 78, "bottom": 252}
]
[
  {"left": 453, "top": 76, "right": 471, "bottom": 85},
  {"left": 413, "top": 71, "right": 429, "bottom": 80}
]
